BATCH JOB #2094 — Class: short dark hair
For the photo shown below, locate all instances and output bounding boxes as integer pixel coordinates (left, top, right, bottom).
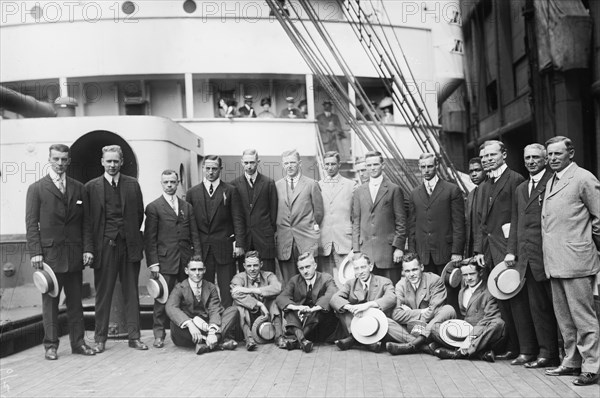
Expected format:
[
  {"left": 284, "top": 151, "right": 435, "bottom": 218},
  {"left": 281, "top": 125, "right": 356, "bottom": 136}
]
[
  {"left": 364, "top": 150, "right": 384, "bottom": 163},
  {"left": 323, "top": 151, "right": 341, "bottom": 163},
  {"left": 187, "top": 254, "right": 203, "bottom": 265},
  {"left": 401, "top": 252, "right": 420, "bottom": 264},
  {"left": 49, "top": 144, "right": 70, "bottom": 156},
  {"left": 545, "top": 136, "right": 574, "bottom": 152},
  {"left": 244, "top": 250, "right": 261, "bottom": 261},
  {"left": 468, "top": 157, "right": 482, "bottom": 167},
  {"left": 203, "top": 155, "right": 222, "bottom": 168}
]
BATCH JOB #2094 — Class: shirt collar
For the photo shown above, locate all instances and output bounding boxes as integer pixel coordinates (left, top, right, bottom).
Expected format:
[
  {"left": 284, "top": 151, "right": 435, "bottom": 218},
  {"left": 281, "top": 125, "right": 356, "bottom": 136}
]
[
  {"left": 245, "top": 171, "right": 258, "bottom": 182},
  {"left": 163, "top": 192, "right": 177, "bottom": 202},
  {"left": 305, "top": 273, "right": 317, "bottom": 287},
  {"left": 424, "top": 174, "right": 439, "bottom": 188},
  {"left": 188, "top": 278, "right": 201, "bottom": 289},
  {"left": 556, "top": 162, "right": 574, "bottom": 179},
  {"left": 361, "top": 276, "right": 371, "bottom": 290},
  {"left": 466, "top": 280, "right": 482, "bottom": 292},
  {"left": 489, "top": 163, "right": 507, "bottom": 180},
  {"left": 324, "top": 173, "right": 340, "bottom": 182},
  {"left": 203, "top": 178, "right": 221, "bottom": 190},
  {"left": 530, "top": 168, "right": 546, "bottom": 183},
  {"left": 286, "top": 174, "right": 300, "bottom": 184},
  {"left": 369, "top": 175, "right": 383, "bottom": 186},
  {"left": 48, "top": 169, "right": 65, "bottom": 183},
  {"left": 104, "top": 172, "right": 120, "bottom": 184}
]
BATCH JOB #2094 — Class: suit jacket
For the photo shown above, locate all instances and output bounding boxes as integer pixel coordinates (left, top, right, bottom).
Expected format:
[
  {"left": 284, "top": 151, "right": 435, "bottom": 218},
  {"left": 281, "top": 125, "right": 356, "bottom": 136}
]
[
  {"left": 275, "top": 175, "right": 324, "bottom": 260},
  {"left": 238, "top": 105, "right": 257, "bottom": 118},
  {"left": 25, "top": 175, "right": 93, "bottom": 273},
  {"left": 318, "top": 175, "right": 357, "bottom": 256},
  {"left": 464, "top": 185, "right": 481, "bottom": 257},
  {"left": 352, "top": 176, "right": 406, "bottom": 269},
  {"left": 392, "top": 272, "right": 447, "bottom": 324},
  {"left": 507, "top": 169, "right": 552, "bottom": 281},
  {"left": 408, "top": 179, "right": 465, "bottom": 264},
  {"left": 144, "top": 196, "right": 202, "bottom": 275},
  {"left": 166, "top": 279, "right": 223, "bottom": 327},
  {"left": 330, "top": 275, "right": 396, "bottom": 317},
  {"left": 230, "top": 270, "right": 282, "bottom": 310},
  {"left": 231, "top": 173, "right": 278, "bottom": 259},
  {"left": 473, "top": 168, "right": 525, "bottom": 266},
  {"left": 186, "top": 181, "right": 245, "bottom": 265},
  {"left": 541, "top": 163, "right": 600, "bottom": 278},
  {"left": 85, "top": 174, "right": 144, "bottom": 266},
  {"left": 276, "top": 271, "right": 337, "bottom": 311},
  {"left": 458, "top": 283, "right": 502, "bottom": 331}
]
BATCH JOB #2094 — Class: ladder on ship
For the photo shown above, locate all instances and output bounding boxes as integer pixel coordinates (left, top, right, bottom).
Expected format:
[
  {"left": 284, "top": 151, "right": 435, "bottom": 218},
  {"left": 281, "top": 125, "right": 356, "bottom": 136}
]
[{"left": 266, "top": 0, "right": 468, "bottom": 195}]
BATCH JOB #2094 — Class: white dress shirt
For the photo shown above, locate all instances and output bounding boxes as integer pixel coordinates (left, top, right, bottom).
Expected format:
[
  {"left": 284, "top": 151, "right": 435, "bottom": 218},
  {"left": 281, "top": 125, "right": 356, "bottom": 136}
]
[
  {"left": 203, "top": 178, "right": 221, "bottom": 197},
  {"left": 163, "top": 193, "right": 178, "bottom": 214},
  {"left": 462, "top": 281, "right": 482, "bottom": 308},
  {"left": 48, "top": 169, "right": 66, "bottom": 192},
  {"left": 368, "top": 175, "right": 383, "bottom": 202}
]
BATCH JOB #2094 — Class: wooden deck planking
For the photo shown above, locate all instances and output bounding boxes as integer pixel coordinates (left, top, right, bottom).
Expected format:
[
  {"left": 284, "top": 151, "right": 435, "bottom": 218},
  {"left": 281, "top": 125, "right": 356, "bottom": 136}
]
[{"left": 1, "top": 330, "right": 599, "bottom": 397}]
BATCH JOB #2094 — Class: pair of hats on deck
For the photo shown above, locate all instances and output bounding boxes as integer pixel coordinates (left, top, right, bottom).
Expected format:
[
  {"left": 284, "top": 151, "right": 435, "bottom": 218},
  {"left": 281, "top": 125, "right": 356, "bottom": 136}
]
[
  {"left": 33, "top": 263, "right": 59, "bottom": 297},
  {"left": 439, "top": 319, "right": 474, "bottom": 348},
  {"left": 350, "top": 308, "right": 389, "bottom": 344},
  {"left": 147, "top": 274, "right": 169, "bottom": 304},
  {"left": 488, "top": 261, "right": 526, "bottom": 300}
]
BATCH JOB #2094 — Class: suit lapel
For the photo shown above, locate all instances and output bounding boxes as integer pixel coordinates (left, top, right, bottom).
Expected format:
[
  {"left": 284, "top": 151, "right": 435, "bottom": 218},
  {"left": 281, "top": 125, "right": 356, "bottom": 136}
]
[
  {"left": 290, "top": 176, "right": 305, "bottom": 205},
  {"left": 545, "top": 164, "right": 577, "bottom": 199},
  {"left": 251, "top": 174, "right": 264, "bottom": 211},
  {"left": 486, "top": 171, "right": 509, "bottom": 216},
  {"left": 466, "top": 284, "right": 484, "bottom": 311},
  {"left": 418, "top": 184, "right": 429, "bottom": 205},
  {"left": 371, "top": 180, "right": 389, "bottom": 211},
  {"left": 208, "top": 184, "right": 224, "bottom": 223},
  {"left": 525, "top": 171, "right": 550, "bottom": 209},
  {"left": 429, "top": 180, "right": 444, "bottom": 203},
  {"left": 119, "top": 176, "right": 127, "bottom": 214},
  {"left": 42, "top": 175, "right": 63, "bottom": 200},
  {"left": 160, "top": 196, "right": 178, "bottom": 222}
]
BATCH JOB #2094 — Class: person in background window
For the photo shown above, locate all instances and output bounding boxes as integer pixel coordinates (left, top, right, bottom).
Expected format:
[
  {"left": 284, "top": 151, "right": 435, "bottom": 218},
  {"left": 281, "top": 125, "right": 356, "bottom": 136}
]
[
  {"left": 298, "top": 99, "right": 308, "bottom": 118},
  {"left": 258, "top": 97, "right": 276, "bottom": 119},
  {"left": 238, "top": 95, "right": 257, "bottom": 118},
  {"left": 279, "top": 97, "right": 304, "bottom": 119}
]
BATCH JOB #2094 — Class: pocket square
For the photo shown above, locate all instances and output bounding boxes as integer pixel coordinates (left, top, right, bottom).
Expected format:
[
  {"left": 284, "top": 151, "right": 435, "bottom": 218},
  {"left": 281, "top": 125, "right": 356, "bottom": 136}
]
[{"left": 76, "top": 200, "right": 83, "bottom": 205}]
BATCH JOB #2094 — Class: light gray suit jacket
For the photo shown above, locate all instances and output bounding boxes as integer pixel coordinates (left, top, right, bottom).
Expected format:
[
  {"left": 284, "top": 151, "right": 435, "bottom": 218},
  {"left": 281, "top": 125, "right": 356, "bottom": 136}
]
[
  {"left": 318, "top": 175, "right": 357, "bottom": 256},
  {"left": 541, "top": 163, "right": 600, "bottom": 278}
]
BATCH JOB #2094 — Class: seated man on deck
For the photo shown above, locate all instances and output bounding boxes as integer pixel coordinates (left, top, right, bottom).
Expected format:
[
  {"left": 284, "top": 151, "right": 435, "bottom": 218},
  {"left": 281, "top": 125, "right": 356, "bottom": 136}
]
[
  {"left": 166, "top": 256, "right": 239, "bottom": 355},
  {"left": 386, "top": 252, "right": 456, "bottom": 355},
  {"left": 431, "top": 260, "right": 504, "bottom": 362},
  {"left": 329, "top": 253, "right": 406, "bottom": 352},
  {"left": 275, "top": 252, "right": 339, "bottom": 352},
  {"left": 230, "top": 251, "right": 283, "bottom": 351}
]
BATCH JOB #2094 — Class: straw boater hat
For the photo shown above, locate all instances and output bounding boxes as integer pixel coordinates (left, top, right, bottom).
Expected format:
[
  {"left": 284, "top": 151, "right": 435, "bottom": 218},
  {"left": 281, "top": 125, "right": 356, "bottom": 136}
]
[
  {"left": 251, "top": 315, "right": 277, "bottom": 344},
  {"left": 438, "top": 319, "right": 474, "bottom": 348},
  {"left": 441, "top": 260, "right": 463, "bottom": 288},
  {"left": 147, "top": 274, "right": 169, "bottom": 304},
  {"left": 487, "top": 261, "right": 526, "bottom": 300},
  {"left": 350, "top": 308, "right": 389, "bottom": 344},
  {"left": 33, "top": 262, "right": 59, "bottom": 297},
  {"left": 337, "top": 253, "right": 355, "bottom": 285}
]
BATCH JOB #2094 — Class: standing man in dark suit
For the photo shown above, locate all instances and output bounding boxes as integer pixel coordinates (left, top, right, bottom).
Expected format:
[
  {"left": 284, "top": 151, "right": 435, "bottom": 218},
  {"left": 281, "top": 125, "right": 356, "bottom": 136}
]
[
  {"left": 276, "top": 252, "right": 339, "bottom": 352},
  {"left": 231, "top": 149, "right": 278, "bottom": 273},
  {"left": 26, "top": 144, "right": 96, "bottom": 360},
  {"left": 186, "top": 155, "right": 245, "bottom": 308},
  {"left": 541, "top": 136, "right": 600, "bottom": 386},
  {"left": 86, "top": 145, "right": 147, "bottom": 353},
  {"left": 144, "top": 169, "right": 202, "bottom": 349},
  {"left": 352, "top": 150, "right": 406, "bottom": 284},
  {"left": 408, "top": 152, "right": 465, "bottom": 275},
  {"left": 275, "top": 149, "right": 324, "bottom": 283},
  {"left": 465, "top": 157, "right": 486, "bottom": 257},
  {"left": 238, "top": 95, "right": 257, "bottom": 118},
  {"left": 506, "top": 144, "right": 558, "bottom": 368},
  {"left": 473, "top": 140, "right": 536, "bottom": 363}
]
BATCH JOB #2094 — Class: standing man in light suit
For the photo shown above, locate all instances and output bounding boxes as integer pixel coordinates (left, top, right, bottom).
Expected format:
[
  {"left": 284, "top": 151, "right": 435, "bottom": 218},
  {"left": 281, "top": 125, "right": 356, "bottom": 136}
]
[
  {"left": 541, "top": 136, "right": 600, "bottom": 386},
  {"left": 352, "top": 150, "right": 406, "bottom": 284},
  {"left": 275, "top": 149, "right": 324, "bottom": 283},
  {"left": 26, "top": 144, "right": 95, "bottom": 360},
  {"left": 86, "top": 145, "right": 147, "bottom": 353},
  {"left": 144, "top": 169, "right": 202, "bottom": 348},
  {"left": 318, "top": 151, "right": 357, "bottom": 286}
]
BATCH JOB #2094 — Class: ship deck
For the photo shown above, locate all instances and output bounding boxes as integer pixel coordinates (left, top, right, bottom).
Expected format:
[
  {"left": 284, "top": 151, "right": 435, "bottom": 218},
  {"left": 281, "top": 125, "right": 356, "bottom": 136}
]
[{"left": 0, "top": 330, "right": 598, "bottom": 398}]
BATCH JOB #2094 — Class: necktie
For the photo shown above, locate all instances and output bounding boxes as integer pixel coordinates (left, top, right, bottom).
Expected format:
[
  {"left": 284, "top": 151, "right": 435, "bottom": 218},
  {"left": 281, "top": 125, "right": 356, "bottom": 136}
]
[
  {"left": 290, "top": 179, "right": 295, "bottom": 191},
  {"left": 58, "top": 179, "right": 65, "bottom": 195},
  {"left": 209, "top": 183, "right": 214, "bottom": 196},
  {"left": 529, "top": 178, "right": 536, "bottom": 197},
  {"left": 249, "top": 178, "right": 254, "bottom": 188},
  {"left": 426, "top": 182, "right": 433, "bottom": 196},
  {"left": 305, "top": 283, "right": 314, "bottom": 307},
  {"left": 363, "top": 283, "right": 368, "bottom": 298},
  {"left": 169, "top": 196, "right": 177, "bottom": 213},
  {"left": 111, "top": 178, "right": 117, "bottom": 189},
  {"left": 550, "top": 174, "right": 558, "bottom": 192},
  {"left": 195, "top": 283, "right": 202, "bottom": 301}
]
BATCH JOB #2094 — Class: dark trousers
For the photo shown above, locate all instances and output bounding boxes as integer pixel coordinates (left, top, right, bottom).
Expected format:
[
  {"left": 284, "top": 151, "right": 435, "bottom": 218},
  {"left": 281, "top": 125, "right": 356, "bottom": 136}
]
[
  {"left": 497, "top": 283, "right": 537, "bottom": 355},
  {"left": 526, "top": 266, "right": 559, "bottom": 359},
  {"left": 42, "top": 271, "right": 85, "bottom": 350},
  {"left": 170, "top": 306, "right": 239, "bottom": 348},
  {"left": 373, "top": 266, "right": 402, "bottom": 286},
  {"left": 279, "top": 240, "right": 301, "bottom": 284},
  {"left": 94, "top": 236, "right": 141, "bottom": 342},
  {"left": 152, "top": 273, "right": 181, "bottom": 339},
  {"left": 283, "top": 309, "right": 338, "bottom": 342},
  {"left": 203, "top": 250, "right": 236, "bottom": 308}
]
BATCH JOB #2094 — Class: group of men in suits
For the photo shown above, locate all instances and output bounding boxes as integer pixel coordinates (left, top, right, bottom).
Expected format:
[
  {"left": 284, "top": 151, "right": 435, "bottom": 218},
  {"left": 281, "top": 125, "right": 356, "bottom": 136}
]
[{"left": 26, "top": 137, "right": 599, "bottom": 386}]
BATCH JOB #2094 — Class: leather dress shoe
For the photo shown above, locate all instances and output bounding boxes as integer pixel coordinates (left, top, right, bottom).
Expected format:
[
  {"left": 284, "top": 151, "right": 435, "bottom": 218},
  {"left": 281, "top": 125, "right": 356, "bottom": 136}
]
[
  {"left": 153, "top": 338, "right": 165, "bottom": 349},
  {"left": 196, "top": 343, "right": 210, "bottom": 355},
  {"left": 386, "top": 342, "right": 418, "bottom": 356},
  {"left": 433, "top": 347, "right": 467, "bottom": 360},
  {"left": 335, "top": 336, "right": 356, "bottom": 351},
  {"left": 524, "top": 357, "right": 559, "bottom": 369},
  {"left": 45, "top": 347, "right": 58, "bottom": 360},
  {"left": 246, "top": 338, "right": 257, "bottom": 351},
  {"left": 511, "top": 354, "right": 536, "bottom": 366},
  {"left": 128, "top": 339, "right": 149, "bottom": 350},
  {"left": 478, "top": 350, "right": 495, "bottom": 363},
  {"left": 72, "top": 344, "right": 96, "bottom": 356},
  {"left": 495, "top": 351, "right": 518, "bottom": 360},
  {"left": 365, "top": 342, "right": 382, "bottom": 353},
  {"left": 220, "top": 340, "right": 238, "bottom": 351},
  {"left": 545, "top": 366, "right": 581, "bottom": 376},
  {"left": 276, "top": 336, "right": 289, "bottom": 349},
  {"left": 93, "top": 342, "right": 105, "bottom": 354},
  {"left": 572, "top": 372, "right": 599, "bottom": 386},
  {"left": 299, "top": 339, "right": 313, "bottom": 353},
  {"left": 420, "top": 342, "right": 438, "bottom": 356}
]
